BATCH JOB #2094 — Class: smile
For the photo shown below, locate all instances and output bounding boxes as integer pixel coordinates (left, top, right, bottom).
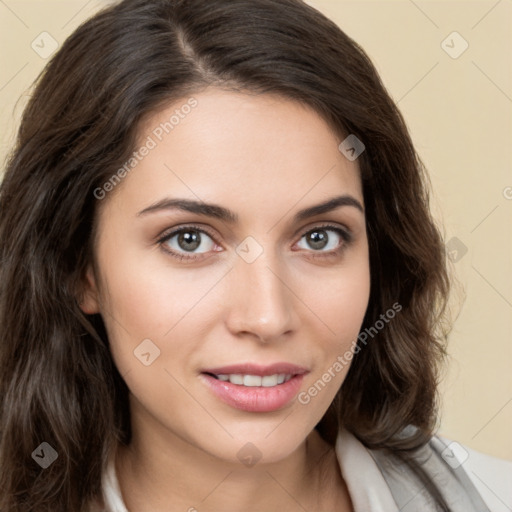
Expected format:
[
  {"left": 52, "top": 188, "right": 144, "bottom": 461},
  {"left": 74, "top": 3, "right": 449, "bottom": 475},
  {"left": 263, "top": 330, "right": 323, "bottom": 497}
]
[
  {"left": 200, "top": 363, "right": 309, "bottom": 412},
  {"left": 209, "top": 373, "right": 293, "bottom": 387}
]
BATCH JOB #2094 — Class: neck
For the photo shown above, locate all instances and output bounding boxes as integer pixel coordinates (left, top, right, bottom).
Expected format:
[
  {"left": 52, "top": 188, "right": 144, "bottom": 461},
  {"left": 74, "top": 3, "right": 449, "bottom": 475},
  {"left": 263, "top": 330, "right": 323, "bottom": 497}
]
[{"left": 115, "top": 413, "right": 348, "bottom": 511}]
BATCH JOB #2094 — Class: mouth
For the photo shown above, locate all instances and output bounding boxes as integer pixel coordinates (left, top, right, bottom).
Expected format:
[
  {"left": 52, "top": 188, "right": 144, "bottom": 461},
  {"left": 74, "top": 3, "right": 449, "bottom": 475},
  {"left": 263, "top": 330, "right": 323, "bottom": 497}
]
[
  {"left": 203, "top": 372, "right": 294, "bottom": 387},
  {"left": 200, "top": 363, "right": 309, "bottom": 412}
]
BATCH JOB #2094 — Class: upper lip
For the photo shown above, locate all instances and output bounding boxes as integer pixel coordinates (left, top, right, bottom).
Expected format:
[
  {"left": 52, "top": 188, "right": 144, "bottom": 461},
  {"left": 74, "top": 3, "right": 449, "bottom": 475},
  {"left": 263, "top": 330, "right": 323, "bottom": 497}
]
[{"left": 202, "top": 363, "right": 309, "bottom": 377}]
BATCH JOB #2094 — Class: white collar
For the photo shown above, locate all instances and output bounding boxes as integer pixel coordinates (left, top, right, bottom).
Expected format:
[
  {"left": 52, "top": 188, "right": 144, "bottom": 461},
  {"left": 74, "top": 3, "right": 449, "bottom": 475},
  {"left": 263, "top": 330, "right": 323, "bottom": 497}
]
[
  {"left": 98, "top": 428, "right": 398, "bottom": 511},
  {"left": 335, "top": 428, "right": 398, "bottom": 511}
]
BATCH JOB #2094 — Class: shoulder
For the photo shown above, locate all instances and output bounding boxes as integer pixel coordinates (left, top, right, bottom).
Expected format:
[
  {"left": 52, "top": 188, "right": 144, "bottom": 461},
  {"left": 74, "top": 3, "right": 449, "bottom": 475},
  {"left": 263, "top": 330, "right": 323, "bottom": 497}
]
[
  {"left": 437, "top": 435, "right": 512, "bottom": 512},
  {"left": 336, "top": 426, "right": 512, "bottom": 512}
]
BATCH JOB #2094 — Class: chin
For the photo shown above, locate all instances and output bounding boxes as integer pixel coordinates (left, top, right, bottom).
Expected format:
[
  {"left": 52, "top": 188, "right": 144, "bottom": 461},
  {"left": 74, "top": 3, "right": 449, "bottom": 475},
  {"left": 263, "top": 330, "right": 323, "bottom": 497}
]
[{"left": 199, "top": 416, "right": 321, "bottom": 466}]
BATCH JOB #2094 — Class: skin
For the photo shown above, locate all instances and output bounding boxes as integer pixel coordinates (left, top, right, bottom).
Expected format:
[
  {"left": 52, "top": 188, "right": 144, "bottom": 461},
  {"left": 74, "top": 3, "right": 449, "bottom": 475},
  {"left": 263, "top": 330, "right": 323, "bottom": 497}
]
[{"left": 81, "top": 88, "right": 370, "bottom": 511}]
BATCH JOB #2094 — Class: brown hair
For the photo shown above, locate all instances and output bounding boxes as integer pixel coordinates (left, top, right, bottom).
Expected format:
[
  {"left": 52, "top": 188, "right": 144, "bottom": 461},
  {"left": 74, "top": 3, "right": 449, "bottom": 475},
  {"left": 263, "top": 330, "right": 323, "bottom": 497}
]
[{"left": 0, "top": 0, "right": 452, "bottom": 509}]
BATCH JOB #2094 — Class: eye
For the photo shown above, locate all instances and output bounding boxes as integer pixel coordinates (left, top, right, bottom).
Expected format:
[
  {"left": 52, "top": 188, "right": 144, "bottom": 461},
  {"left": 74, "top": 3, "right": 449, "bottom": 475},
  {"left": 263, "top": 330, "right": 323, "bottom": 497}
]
[
  {"left": 160, "top": 227, "right": 217, "bottom": 255},
  {"left": 296, "top": 226, "right": 349, "bottom": 252}
]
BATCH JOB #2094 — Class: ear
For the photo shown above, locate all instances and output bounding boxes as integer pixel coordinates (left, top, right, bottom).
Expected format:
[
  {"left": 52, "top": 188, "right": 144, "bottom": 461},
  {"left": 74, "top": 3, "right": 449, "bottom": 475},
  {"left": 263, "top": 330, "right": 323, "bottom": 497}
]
[{"left": 78, "top": 265, "right": 101, "bottom": 315}]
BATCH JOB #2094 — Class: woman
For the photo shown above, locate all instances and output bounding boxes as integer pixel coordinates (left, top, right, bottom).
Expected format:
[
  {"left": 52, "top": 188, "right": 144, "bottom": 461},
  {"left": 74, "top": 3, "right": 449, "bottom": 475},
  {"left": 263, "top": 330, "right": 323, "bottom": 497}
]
[{"left": 0, "top": 0, "right": 510, "bottom": 510}]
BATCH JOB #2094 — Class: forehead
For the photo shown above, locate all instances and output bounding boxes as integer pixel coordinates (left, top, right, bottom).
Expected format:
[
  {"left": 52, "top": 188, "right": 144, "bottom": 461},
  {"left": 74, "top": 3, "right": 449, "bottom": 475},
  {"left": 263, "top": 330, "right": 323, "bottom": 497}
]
[{"left": 106, "top": 88, "right": 363, "bottom": 222}]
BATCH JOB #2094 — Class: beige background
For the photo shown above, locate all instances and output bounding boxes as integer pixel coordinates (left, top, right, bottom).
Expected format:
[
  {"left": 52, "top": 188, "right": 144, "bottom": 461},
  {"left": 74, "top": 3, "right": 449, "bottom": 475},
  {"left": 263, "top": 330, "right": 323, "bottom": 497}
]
[{"left": 1, "top": 1, "right": 510, "bottom": 459}]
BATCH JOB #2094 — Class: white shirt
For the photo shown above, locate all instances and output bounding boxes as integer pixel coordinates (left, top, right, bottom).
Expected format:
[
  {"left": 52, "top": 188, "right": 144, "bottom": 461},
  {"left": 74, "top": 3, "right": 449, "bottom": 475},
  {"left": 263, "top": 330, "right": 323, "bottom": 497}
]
[{"left": 96, "top": 429, "right": 512, "bottom": 511}]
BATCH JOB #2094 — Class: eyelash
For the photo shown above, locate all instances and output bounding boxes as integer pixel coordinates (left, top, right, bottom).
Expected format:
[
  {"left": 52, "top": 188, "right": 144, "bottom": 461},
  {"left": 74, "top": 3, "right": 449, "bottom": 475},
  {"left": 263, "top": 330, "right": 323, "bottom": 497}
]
[{"left": 156, "top": 223, "right": 353, "bottom": 262}]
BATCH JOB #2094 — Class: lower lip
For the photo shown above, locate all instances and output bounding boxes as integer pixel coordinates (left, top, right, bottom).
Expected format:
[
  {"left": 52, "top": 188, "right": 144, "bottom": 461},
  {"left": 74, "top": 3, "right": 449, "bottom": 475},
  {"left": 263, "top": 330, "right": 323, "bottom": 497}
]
[{"left": 200, "top": 373, "right": 305, "bottom": 412}]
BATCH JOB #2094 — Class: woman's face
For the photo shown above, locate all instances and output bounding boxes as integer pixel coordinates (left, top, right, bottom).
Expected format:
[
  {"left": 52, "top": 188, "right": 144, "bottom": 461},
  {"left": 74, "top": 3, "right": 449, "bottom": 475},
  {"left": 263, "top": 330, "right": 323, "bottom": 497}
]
[{"left": 82, "top": 88, "right": 370, "bottom": 464}]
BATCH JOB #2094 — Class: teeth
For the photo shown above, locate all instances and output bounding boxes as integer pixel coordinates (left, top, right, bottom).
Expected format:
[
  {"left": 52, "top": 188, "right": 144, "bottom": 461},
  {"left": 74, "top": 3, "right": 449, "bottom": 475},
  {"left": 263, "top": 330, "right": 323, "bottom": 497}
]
[
  {"left": 243, "top": 375, "right": 262, "bottom": 387},
  {"left": 229, "top": 374, "right": 243, "bottom": 385},
  {"left": 214, "top": 373, "right": 293, "bottom": 387},
  {"left": 262, "top": 375, "right": 278, "bottom": 387}
]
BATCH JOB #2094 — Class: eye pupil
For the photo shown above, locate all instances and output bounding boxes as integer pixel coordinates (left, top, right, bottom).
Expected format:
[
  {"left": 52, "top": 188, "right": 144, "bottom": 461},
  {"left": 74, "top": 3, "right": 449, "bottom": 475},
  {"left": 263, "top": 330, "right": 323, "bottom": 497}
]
[
  {"left": 178, "top": 231, "right": 201, "bottom": 251},
  {"left": 308, "top": 230, "right": 328, "bottom": 250}
]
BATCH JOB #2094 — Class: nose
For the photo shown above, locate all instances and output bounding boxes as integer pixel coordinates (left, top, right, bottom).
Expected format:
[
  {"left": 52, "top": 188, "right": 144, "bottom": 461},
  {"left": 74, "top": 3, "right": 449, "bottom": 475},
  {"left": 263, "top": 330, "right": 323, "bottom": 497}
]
[{"left": 224, "top": 250, "right": 299, "bottom": 343}]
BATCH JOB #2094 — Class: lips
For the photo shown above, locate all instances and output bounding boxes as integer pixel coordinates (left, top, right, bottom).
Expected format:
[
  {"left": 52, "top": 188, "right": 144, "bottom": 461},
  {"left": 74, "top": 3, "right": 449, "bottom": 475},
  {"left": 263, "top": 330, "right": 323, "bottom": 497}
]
[
  {"left": 200, "top": 363, "right": 309, "bottom": 412},
  {"left": 202, "top": 363, "right": 309, "bottom": 377}
]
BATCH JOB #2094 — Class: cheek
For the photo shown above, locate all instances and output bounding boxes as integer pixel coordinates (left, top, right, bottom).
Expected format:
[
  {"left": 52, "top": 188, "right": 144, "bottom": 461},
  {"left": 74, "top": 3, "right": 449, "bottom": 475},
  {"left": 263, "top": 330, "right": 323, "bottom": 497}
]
[
  {"left": 98, "top": 241, "right": 223, "bottom": 331},
  {"left": 96, "top": 243, "right": 229, "bottom": 372},
  {"left": 336, "top": 269, "right": 370, "bottom": 336},
  {"left": 298, "top": 257, "right": 370, "bottom": 400},
  {"left": 304, "top": 259, "right": 370, "bottom": 342}
]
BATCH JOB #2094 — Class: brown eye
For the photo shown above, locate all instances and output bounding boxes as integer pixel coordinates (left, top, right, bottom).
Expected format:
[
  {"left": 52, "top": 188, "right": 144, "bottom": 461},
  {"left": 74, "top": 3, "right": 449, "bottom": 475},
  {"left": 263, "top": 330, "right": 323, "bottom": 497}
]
[
  {"left": 297, "top": 227, "right": 346, "bottom": 252},
  {"left": 177, "top": 231, "right": 201, "bottom": 251},
  {"left": 305, "top": 230, "right": 329, "bottom": 250},
  {"left": 163, "top": 229, "right": 216, "bottom": 254}
]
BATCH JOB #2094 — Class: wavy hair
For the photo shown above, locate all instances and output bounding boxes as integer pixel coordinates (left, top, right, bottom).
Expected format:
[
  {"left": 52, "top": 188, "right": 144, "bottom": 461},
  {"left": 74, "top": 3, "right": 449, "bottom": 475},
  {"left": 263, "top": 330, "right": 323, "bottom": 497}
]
[{"left": 0, "top": 0, "right": 452, "bottom": 509}]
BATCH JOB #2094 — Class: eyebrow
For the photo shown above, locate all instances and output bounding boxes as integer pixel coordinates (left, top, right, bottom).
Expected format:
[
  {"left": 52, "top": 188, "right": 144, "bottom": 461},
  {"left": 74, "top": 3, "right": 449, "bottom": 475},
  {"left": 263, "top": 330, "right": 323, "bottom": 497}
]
[{"left": 137, "top": 194, "right": 364, "bottom": 223}]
